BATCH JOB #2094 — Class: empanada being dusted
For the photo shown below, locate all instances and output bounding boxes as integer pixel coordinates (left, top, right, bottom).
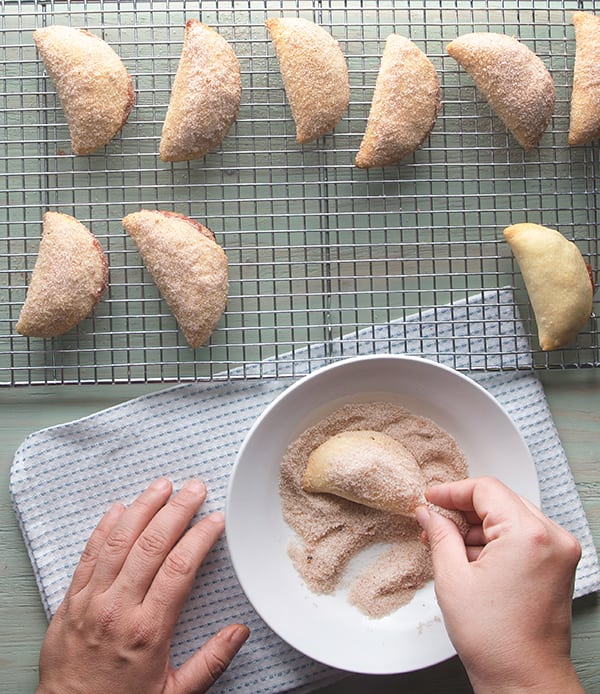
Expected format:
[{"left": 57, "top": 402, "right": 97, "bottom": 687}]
[
  {"left": 504, "top": 222, "right": 594, "bottom": 350},
  {"left": 265, "top": 17, "right": 349, "bottom": 143},
  {"left": 356, "top": 34, "right": 441, "bottom": 168},
  {"left": 447, "top": 32, "right": 555, "bottom": 149},
  {"left": 33, "top": 25, "right": 134, "bottom": 155},
  {"left": 569, "top": 12, "right": 600, "bottom": 145},
  {"left": 122, "top": 210, "right": 228, "bottom": 348},
  {"left": 16, "top": 211, "right": 109, "bottom": 338},
  {"left": 160, "top": 20, "right": 241, "bottom": 162},
  {"left": 303, "top": 430, "right": 426, "bottom": 515}
]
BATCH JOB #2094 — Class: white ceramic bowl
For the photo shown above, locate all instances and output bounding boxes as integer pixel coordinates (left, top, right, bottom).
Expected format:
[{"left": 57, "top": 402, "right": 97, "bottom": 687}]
[{"left": 226, "top": 355, "right": 539, "bottom": 674}]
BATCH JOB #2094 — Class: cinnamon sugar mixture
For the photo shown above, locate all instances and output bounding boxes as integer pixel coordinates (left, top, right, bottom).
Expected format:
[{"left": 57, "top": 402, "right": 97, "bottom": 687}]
[{"left": 280, "top": 401, "right": 467, "bottom": 618}]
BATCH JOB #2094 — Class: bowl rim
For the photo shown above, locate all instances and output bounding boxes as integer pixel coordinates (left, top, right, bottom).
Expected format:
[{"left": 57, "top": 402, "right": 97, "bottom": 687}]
[{"left": 225, "top": 354, "right": 538, "bottom": 673}]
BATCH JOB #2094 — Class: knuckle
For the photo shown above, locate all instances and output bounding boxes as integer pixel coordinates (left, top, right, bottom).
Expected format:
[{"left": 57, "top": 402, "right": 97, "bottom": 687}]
[
  {"left": 193, "top": 516, "right": 223, "bottom": 548},
  {"left": 522, "top": 518, "right": 581, "bottom": 570},
  {"left": 78, "top": 543, "right": 99, "bottom": 566},
  {"left": 524, "top": 519, "right": 553, "bottom": 549},
  {"left": 131, "top": 495, "right": 156, "bottom": 514},
  {"left": 137, "top": 529, "right": 169, "bottom": 558},
  {"left": 126, "top": 617, "right": 159, "bottom": 651},
  {"left": 103, "top": 528, "right": 132, "bottom": 556},
  {"left": 478, "top": 476, "right": 501, "bottom": 493},
  {"left": 162, "top": 548, "right": 195, "bottom": 580},
  {"left": 202, "top": 649, "right": 231, "bottom": 683},
  {"left": 169, "top": 493, "right": 193, "bottom": 514},
  {"left": 562, "top": 532, "right": 582, "bottom": 566},
  {"left": 427, "top": 524, "right": 450, "bottom": 551}
]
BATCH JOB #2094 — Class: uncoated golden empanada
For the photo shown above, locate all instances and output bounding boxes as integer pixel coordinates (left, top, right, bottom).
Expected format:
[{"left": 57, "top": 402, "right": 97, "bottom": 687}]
[
  {"left": 447, "top": 32, "right": 555, "bottom": 149},
  {"left": 17, "top": 211, "right": 109, "bottom": 337},
  {"left": 265, "top": 17, "right": 349, "bottom": 143},
  {"left": 122, "top": 210, "right": 228, "bottom": 348},
  {"left": 159, "top": 20, "right": 241, "bottom": 162},
  {"left": 33, "top": 25, "right": 134, "bottom": 155},
  {"left": 569, "top": 12, "right": 600, "bottom": 145},
  {"left": 356, "top": 34, "right": 441, "bottom": 168},
  {"left": 504, "top": 222, "right": 593, "bottom": 351}
]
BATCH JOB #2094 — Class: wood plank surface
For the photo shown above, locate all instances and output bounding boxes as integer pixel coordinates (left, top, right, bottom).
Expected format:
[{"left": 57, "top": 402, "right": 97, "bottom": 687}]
[{"left": 0, "top": 371, "right": 598, "bottom": 693}]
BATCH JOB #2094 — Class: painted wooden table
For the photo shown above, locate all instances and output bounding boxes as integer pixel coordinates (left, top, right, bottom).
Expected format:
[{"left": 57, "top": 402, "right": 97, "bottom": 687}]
[{"left": 1, "top": 370, "right": 598, "bottom": 693}]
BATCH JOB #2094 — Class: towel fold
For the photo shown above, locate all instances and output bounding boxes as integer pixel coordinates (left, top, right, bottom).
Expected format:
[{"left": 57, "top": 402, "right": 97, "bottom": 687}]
[{"left": 10, "top": 288, "right": 600, "bottom": 693}]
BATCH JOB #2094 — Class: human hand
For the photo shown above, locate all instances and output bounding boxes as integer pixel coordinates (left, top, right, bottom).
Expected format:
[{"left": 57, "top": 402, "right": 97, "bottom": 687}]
[
  {"left": 37, "top": 478, "right": 249, "bottom": 694},
  {"left": 416, "top": 476, "right": 583, "bottom": 694}
]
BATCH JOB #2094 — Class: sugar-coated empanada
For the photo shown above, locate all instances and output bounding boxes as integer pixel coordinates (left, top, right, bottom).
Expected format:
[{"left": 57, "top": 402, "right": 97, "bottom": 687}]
[
  {"left": 504, "top": 222, "right": 594, "bottom": 350},
  {"left": 356, "top": 34, "right": 441, "bottom": 168},
  {"left": 33, "top": 25, "right": 134, "bottom": 155},
  {"left": 122, "top": 210, "right": 228, "bottom": 348},
  {"left": 16, "top": 211, "right": 108, "bottom": 337},
  {"left": 569, "top": 12, "right": 600, "bottom": 145},
  {"left": 159, "top": 20, "right": 241, "bottom": 162},
  {"left": 265, "top": 17, "right": 349, "bottom": 143},
  {"left": 303, "top": 430, "right": 426, "bottom": 515},
  {"left": 447, "top": 32, "right": 555, "bottom": 149}
]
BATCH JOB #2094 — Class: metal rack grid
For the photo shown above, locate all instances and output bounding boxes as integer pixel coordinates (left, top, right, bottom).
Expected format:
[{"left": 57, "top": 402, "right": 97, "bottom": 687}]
[{"left": 1, "top": 0, "right": 599, "bottom": 385}]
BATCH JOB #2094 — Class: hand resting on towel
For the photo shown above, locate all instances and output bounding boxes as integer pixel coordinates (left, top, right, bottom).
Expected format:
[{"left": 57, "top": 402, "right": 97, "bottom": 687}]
[{"left": 36, "top": 478, "right": 248, "bottom": 694}]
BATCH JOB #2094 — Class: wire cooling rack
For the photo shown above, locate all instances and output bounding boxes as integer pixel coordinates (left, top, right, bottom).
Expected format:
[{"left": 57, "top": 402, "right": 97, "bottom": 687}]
[{"left": 1, "top": 0, "right": 599, "bottom": 385}]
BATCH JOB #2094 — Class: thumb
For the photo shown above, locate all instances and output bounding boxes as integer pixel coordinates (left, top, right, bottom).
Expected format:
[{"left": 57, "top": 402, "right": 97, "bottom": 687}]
[
  {"left": 416, "top": 505, "right": 469, "bottom": 578},
  {"left": 167, "top": 623, "right": 250, "bottom": 694}
]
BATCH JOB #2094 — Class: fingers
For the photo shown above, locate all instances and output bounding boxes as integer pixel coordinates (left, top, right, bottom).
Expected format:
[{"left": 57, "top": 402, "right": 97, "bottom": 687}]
[
  {"left": 465, "top": 545, "right": 484, "bottom": 562},
  {"left": 415, "top": 506, "right": 468, "bottom": 579},
  {"left": 168, "top": 623, "right": 250, "bottom": 694},
  {"left": 68, "top": 502, "right": 126, "bottom": 596},
  {"left": 425, "top": 477, "right": 484, "bottom": 511},
  {"left": 425, "top": 477, "right": 532, "bottom": 527},
  {"left": 425, "top": 477, "right": 574, "bottom": 563},
  {"left": 114, "top": 480, "right": 207, "bottom": 601},
  {"left": 89, "top": 478, "right": 174, "bottom": 592},
  {"left": 145, "top": 511, "right": 226, "bottom": 632},
  {"left": 464, "top": 524, "right": 485, "bottom": 546}
]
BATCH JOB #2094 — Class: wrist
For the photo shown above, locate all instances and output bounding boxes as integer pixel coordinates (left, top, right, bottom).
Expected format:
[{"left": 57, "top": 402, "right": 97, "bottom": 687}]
[{"left": 468, "top": 657, "right": 584, "bottom": 694}]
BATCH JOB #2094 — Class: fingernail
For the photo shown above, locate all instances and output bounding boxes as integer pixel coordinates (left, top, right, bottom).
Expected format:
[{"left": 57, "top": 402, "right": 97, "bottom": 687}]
[
  {"left": 415, "top": 506, "right": 430, "bottom": 529},
  {"left": 106, "top": 502, "right": 126, "bottom": 520},
  {"left": 149, "top": 478, "right": 171, "bottom": 493},
  {"left": 109, "top": 502, "right": 126, "bottom": 515},
  {"left": 207, "top": 510, "right": 225, "bottom": 527},
  {"left": 226, "top": 624, "right": 250, "bottom": 649}
]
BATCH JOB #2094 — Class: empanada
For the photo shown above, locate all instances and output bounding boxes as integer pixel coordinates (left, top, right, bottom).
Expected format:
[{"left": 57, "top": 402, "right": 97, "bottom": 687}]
[
  {"left": 122, "top": 210, "right": 228, "bottom": 348},
  {"left": 504, "top": 222, "right": 594, "bottom": 350},
  {"left": 303, "top": 430, "right": 426, "bottom": 515},
  {"left": 356, "top": 34, "right": 441, "bottom": 168},
  {"left": 569, "top": 12, "right": 600, "bottom": 145},
  {"left": 447, "top": 32, "right": 555, "bottom": 149},
  {"left": 16, "top": 211, "right": 108, "bottom": 337},
  {"left": 265, "top": 17, "right": 349, "bottom": 143},
  {"left": 33, "top": 25, "right": 134, "bottom": 155},
  {"left": 159, "top": 20, "right": 241, "bottom": 162}
]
